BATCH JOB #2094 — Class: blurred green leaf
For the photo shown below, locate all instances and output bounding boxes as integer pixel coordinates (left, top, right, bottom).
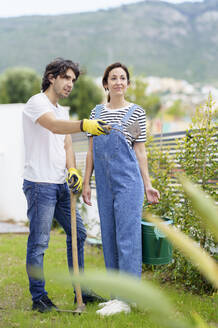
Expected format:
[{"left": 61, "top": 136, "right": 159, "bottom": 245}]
[
  {"left": 146, "top": 214, "right": 218, "bottom": 289},
  {"left": 179, "top": 175, "right": 218, "bottom": 242},
  {"left": 190, "top": 312, "right": 211, "bottom": 328},
  {"left": 30, "top": 267, "right": 191, "bottom": 328}
]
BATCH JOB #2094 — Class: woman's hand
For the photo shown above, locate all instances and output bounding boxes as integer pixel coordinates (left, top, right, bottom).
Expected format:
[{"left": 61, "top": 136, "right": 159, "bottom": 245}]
[
  {"left": 82, "top": 183, "right": 92, "bottom": 206},
  {"left": 145, "top": 187, "right": 160, "bottom": 204},
  {"left": 134, "top": 142, "right": 160, "bottom": 204}
]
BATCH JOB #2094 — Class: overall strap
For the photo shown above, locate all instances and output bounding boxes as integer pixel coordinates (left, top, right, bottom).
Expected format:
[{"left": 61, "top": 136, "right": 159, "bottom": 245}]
[
  {"left": 94, "top": 104, "right": 104, "bottom": 119},
  {"left": 120, "top": 104, "right": 139, "bottom": 124}
]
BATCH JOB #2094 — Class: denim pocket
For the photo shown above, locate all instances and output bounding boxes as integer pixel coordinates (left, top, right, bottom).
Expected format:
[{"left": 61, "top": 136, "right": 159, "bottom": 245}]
[
  {"left": 94, "top": 131, "right": 120, "bottom": 160},
  {"left": 23, "top": 180, "right": 35, "bottom": 207},
  {"left": 37, "top": 183, "right": 57, "bottom": 205}
]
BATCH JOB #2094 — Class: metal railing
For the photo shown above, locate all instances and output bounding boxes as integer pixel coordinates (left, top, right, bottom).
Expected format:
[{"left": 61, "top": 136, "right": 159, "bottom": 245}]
[{"left": 72, "top": 129, "right": 218, "bottom": 190}]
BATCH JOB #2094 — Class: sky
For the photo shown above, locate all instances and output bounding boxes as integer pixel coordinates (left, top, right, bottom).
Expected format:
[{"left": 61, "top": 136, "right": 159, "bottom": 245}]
[{"left": 0, "top": 0, "right": 202, "bottom": 18}]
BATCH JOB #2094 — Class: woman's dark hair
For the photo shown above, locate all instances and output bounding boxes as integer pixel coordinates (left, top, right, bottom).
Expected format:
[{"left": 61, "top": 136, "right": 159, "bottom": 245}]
[
  {"left": 102, "top": 62, "right": 130, "bottom": 102},
  {"left": 41, "top": 58, "right": 80, "bottom": 92}
]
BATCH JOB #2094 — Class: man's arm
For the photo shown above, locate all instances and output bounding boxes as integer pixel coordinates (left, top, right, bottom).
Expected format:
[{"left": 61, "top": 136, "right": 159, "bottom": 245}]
[
  {"left": 38, "top": 112, "right": 81, "bottom": 134},
  {"left": 37, "top": 112, "right": 109, "bottom": 135},
  {"left": 65, "top": 134, "right": 76, "bottom": 169}
]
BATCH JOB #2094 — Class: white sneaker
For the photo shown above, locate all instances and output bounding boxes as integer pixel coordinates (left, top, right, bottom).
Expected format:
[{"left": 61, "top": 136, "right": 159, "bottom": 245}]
[
  {"left": 98, "top": 300, "right": 116, "bottom": 308},
  {"left": 96, "top": 299, "right": 131, "bottom": 316}
]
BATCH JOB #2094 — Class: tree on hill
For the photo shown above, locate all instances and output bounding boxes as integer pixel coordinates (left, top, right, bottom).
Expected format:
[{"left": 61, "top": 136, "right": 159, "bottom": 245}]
[
  {"left": 0, "top": 67, "right": 41, "bottom": 104},
  {"left": 126, "top": 76, "right": 161, "bottom": 120},
  {"left": 60, "top": 74, "right": 103, "bottom": 119},
  {"left": 165, "top": 99, "right": 187, "bottom": 118}
]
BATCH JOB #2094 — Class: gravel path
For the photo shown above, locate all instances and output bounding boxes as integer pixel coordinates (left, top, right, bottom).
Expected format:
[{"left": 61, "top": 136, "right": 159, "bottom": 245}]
[{"left": 0, "top": 221, "right": 29, "bottom": 234}]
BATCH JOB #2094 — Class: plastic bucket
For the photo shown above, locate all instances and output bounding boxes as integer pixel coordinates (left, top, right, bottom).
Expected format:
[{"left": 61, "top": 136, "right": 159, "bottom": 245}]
[{"left": 141, "top": 217, "right": 173, "bottom": 265}]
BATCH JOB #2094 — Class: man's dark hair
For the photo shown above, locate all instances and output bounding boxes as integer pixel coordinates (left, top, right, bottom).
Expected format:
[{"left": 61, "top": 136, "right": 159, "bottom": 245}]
[{"left": 41, "top": 58, "right": 80, "bottom": 92}]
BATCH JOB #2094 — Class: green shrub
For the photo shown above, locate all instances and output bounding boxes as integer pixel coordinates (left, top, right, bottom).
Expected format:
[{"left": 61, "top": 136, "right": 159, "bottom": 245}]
[
  {"left": 0, "top": 67, "right": 41, "bottom": 103},
  {"left": 145, "top": 135, "right": 180, "bottom": 221},
  {"left": 144, "top": 94, "right": 218, "bottom": 294}
]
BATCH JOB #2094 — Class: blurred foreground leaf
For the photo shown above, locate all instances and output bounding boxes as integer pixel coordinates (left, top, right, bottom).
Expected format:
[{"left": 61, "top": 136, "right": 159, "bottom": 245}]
[
  {"left": 179, "top": 175, "right": 218, "bottom": 242},
  {"left": 30, "top": 267, "right": 191, "bottom": 328},
  {"left": 191, "top": 312, "right": 213, "bottom": 328},
  {"left": 146, "top": 214, "right": 218, "bottom": 289}
]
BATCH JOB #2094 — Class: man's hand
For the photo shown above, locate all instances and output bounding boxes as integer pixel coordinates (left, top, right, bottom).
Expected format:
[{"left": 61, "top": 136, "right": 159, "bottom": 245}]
[
  {"left": 81, "top": 119, "right": 110, "bottom": 135},
  {"left": 67, "top": 168, "right": 82, "bottom": 194}
]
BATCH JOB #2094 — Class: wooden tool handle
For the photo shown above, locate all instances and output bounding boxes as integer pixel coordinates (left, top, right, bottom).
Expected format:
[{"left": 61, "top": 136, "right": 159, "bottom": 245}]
[{"left": 70, "top": 191, "right": 83, "bottom": 307}]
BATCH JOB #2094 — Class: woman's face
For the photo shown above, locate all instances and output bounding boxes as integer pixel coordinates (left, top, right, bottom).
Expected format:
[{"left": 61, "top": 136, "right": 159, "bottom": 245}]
[{"left": 105, "top": 67, "right": 129, "bottom": 99}]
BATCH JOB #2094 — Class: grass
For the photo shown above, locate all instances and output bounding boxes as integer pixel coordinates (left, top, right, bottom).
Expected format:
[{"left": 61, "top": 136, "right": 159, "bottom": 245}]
[{"left": 0, "top": 232, "right": 217, "bottom": 328}]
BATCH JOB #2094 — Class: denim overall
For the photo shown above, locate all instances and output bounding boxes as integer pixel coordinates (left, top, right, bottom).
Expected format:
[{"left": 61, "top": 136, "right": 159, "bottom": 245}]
[{"left": 93, "top": 104, "right": 144, "bottom": 277}]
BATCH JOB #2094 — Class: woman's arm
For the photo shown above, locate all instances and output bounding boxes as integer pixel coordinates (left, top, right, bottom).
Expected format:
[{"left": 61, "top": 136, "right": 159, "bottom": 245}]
[
  {"left": 134, "top": 142, "right": 160, "bottom": 204},
  {"left": 82, "top": 137, "right": 94, "bottom": 206}
]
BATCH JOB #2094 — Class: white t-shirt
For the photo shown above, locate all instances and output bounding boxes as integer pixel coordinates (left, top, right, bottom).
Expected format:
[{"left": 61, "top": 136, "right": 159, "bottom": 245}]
[{"left": 23, "top": 92, "right": 68, "bottom": 183}]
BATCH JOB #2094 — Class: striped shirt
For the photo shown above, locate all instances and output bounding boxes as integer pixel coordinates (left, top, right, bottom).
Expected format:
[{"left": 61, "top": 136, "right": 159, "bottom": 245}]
[{"left": 88, "top": 103, "right": 146, "bottom": 147}]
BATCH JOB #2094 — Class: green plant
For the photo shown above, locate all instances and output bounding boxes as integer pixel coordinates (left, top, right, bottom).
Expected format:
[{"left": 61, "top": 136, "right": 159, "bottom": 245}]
[
  {"left": 165, "top": 100, "right": 187, "bottom": 118},
  {"left": 170, "top": 94, "right": 217, "bottom": 294},
  {"left": 0, "top": 67, "right": 41, "bottom": 103},
  {"left": 145, "top": 94, "right": 218, "bottom": 294},
  {"left": 42, "top": 176, "right": 218, "bottom": 328},
  {"left": 144, "top": 135, "right": 180, "bottom": 221},
  {"left": 146, "top": 176, "right": 218, "bottom": 290},
  {"left": 126, "top": 76, "right": 161, "bottom": 119},
  {"left": 176, "top": 94, "right": 217, "bottom": 246}
]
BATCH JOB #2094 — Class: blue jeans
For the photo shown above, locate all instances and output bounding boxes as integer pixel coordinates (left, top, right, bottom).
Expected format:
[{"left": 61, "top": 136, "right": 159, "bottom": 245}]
[{"left": 23, "top": 180, "right": 87, "bottom": 301}]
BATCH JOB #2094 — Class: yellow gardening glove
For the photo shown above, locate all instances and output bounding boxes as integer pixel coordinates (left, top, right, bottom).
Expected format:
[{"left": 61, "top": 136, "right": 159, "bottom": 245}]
[
  {"left": 67, "top": 168, "right": 82, "bottom": 194},
  {"left": 81, "top": 119, "right": 110, "bottom": 136}
]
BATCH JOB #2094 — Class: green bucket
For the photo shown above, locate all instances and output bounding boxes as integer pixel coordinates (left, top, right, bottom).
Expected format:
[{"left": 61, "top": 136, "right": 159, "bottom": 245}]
[{"left": 141, "top": 217, "right": 173, "bottom": 265}]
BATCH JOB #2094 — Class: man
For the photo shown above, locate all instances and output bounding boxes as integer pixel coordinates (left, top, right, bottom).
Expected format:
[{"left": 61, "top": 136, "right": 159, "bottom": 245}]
[{"left": 22, "top": 58, "right": 108, "bottom": 313}]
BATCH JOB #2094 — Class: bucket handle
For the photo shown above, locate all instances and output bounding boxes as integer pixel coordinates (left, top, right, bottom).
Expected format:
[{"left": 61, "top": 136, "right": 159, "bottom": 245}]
[{"left": 143, "top": 202, "right": 153, "bottom": 210}]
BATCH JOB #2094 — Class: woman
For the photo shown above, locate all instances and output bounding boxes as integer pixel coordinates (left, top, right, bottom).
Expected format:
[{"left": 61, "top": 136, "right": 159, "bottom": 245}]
[{"left": 82, "top": 62, "right": 160, "bottom": 315}]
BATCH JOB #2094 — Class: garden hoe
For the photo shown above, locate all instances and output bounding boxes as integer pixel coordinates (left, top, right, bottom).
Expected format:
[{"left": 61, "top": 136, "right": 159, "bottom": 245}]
[
  {"left": 56, "top": 192, "right": 86, "bottom": 314},
  {"left": 105, "top": 121, "right": 141, "bottom": 139},
  {"left": 70, "top": 191, "right": 86, "bottom": 314}
]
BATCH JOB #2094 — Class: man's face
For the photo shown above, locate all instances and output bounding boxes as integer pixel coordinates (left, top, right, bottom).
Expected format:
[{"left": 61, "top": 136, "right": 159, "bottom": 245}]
[{"left": 51, "top": 68, "right": 76, "bottom": 99}]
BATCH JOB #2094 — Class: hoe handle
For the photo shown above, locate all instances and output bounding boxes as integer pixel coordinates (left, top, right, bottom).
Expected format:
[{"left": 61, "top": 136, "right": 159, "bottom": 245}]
[{"left": 70, "top": 191, "right": 83, "bottom": 307}]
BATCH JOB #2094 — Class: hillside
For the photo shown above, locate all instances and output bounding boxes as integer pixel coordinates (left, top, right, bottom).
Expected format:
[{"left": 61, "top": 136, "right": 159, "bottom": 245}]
[{"left": 0, "top": 0, "right": 218, "bottom": 83}]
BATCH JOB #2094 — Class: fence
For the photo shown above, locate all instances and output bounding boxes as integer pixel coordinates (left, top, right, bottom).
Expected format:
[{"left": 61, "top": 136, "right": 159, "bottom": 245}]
[{"left": 72, "top": 129, "right": 218, "bottom": 191}]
